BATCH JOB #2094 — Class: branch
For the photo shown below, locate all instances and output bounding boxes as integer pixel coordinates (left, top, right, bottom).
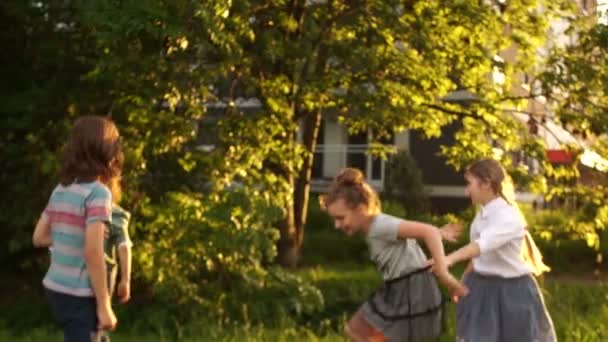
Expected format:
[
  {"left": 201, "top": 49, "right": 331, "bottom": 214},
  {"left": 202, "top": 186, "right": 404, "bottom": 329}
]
[
  {"left": 297, "top": 1, "right": 367, "bottom": 101},
  {"left": 501, "top": 109, "right": 572, "bottom": 147},
  {"left": 425, "top": 103, "right": 574, "bottom": 149},
  {"left": 501, "top": 108, "right": 555, "bottom": 120},
  {"left": 422, "top": 103, "right": 494, "bottom": 129},
  {"left": 497, "top": 92, "right": 548, "bottom": 102}
]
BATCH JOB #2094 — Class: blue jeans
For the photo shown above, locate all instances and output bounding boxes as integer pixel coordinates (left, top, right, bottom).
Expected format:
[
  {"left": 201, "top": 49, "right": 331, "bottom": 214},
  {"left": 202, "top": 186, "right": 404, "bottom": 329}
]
[{"left": 45, "top": 289, "right": 98, "bottom": 342}]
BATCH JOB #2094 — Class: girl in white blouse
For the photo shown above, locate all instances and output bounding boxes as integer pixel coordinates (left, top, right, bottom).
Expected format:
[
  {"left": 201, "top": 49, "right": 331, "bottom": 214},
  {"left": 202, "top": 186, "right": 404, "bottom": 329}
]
[{"left": 445, "top": 159, "right": 555, "bottom": 342}]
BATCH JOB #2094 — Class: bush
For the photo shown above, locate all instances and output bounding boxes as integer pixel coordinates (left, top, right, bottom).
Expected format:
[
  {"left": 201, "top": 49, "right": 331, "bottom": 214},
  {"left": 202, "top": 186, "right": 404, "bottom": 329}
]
[
  {"left": 134, "top": 189, "right": 323, "bottom": 325},
  {"left": 383, "top": 151, "right": 430, "bottom": 216},
  {"left": 521, "top": 205, "right": 605, "bottom": 272},
  {"left": 302, "top": 195, "right": 368, "bottom": 266}
]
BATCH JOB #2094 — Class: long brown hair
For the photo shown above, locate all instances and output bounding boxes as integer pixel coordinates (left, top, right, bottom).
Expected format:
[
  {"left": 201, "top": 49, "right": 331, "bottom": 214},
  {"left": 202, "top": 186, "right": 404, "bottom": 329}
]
[
  {"left": 320, "top": 168, "right": 381, "bottom": 215},
  {"left": 60, "top": 116, "right": 123, "bottom": 201}
]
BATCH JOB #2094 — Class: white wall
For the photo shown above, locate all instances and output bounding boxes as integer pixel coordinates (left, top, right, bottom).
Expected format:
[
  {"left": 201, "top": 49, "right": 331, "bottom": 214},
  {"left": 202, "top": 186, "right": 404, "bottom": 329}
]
[
  {"left": 394, "top": 130, "right": 410, "bottom": 151},
  {"left": 321, "top": 120, "right": 346, "bottom": 178}
]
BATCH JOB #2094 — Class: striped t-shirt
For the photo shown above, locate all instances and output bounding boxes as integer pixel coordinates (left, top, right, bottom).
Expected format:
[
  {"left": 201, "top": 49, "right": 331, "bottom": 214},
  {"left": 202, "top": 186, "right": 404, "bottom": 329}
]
[{"left": 42, "top": 181, "right": 112, "bottom": 297}]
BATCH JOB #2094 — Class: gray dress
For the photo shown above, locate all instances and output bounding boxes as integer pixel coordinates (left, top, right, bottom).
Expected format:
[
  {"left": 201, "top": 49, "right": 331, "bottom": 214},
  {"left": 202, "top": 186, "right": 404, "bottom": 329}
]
[{"left": 360, "top": 213, "right": 445, "bottom": 342}]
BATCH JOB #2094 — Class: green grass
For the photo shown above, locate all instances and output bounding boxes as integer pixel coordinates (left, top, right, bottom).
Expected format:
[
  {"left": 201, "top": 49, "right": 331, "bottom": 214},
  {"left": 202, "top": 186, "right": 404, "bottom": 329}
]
[
  {"left": 2, "top": 215, "right": 608, "bottom": 341},
  {"left": 2, "top": 274, "right": 606, "bottom": 342},
  {"left": 545, "top": 280, "right": 608, "bottom": 341},
  {"left": 1, "top": 267, "right": 607, "bottom": 341}
]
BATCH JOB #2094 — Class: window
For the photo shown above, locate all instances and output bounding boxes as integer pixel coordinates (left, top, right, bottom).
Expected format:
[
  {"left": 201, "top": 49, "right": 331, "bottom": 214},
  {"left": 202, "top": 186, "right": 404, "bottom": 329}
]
[
  {"left": 311, "top": 121, "right": 325, "bottom": 179},
  {"left": 346, "top": 130, "right": 368, "bottom": 173},
  {"left": 346, "top": 129, "right": 393, "bottom": 182}
]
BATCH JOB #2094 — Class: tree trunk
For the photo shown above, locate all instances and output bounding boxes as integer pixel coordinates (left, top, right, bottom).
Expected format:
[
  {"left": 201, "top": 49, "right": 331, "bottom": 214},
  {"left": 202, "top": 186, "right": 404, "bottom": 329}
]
[
  {"left": 276, "top": 170, "right": 298, "bottom": 267},
  {"left": 277, "top": 109, "right": 322, "bottom": 268},
  {"left": 277, "top": 1, "right": 328, "bottom": 267}
]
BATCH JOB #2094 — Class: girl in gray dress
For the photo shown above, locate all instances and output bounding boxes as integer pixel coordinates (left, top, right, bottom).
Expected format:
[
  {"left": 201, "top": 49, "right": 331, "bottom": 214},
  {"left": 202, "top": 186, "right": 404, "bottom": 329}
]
[
  {"left": 321, "top": 168, "right": 468, "bottom": 342},
  {"left": 446, "top": 159, "right": 555, "bottom": 342}
]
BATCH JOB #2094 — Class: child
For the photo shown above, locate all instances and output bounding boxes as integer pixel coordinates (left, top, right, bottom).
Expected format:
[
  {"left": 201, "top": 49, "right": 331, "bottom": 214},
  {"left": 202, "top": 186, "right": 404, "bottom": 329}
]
[
  {"left": 445, "top": 159, "right": 555, "bottom": 342},
  {"left": 105, "top": 204, "right": 132, "bottom": 304},
  {"left": 321, "top": 168, "right": 468, "bottom": 342},
  {"left": 97, "top": 204, "right": 132, "bottom": 342},
  {"left": 32, "top": 115, "right": 123, "bottom": 341}
]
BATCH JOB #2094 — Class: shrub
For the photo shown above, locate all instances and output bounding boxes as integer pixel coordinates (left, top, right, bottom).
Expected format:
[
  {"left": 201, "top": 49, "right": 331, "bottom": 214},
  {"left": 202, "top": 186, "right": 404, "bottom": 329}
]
[
  {"left": 383, "top": 151, "right": 430, "bottom": 216},
  {"left": 134, "top": 189, "right": 323, "bottom": 324}
]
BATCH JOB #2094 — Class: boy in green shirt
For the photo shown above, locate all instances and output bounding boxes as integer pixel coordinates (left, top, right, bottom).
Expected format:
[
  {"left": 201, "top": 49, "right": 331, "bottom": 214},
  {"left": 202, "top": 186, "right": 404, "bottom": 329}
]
[
  {"left": 98, "top": 205, "right": 132, "bottom": 341},
  {"left": 105, "top": 205, "right": 132, "bottom": 303}
]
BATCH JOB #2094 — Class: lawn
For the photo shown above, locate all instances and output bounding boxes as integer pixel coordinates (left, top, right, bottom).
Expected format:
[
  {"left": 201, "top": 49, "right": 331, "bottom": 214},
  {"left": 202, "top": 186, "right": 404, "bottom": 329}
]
[{"left": 1, "top": 227, "right": 606, "bottom": 341}]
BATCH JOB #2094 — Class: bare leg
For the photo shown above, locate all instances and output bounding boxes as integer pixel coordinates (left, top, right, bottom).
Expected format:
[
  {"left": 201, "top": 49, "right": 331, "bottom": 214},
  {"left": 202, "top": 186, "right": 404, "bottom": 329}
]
[{"left": 345, "top": 310, "right": 385, "bottom": 342}]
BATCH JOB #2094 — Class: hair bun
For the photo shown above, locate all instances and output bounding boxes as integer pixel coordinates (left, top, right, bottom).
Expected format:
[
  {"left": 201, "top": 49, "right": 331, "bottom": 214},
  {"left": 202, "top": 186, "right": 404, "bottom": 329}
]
[{"left": 336, "top": 168, "right": 364, "bottom": 186}]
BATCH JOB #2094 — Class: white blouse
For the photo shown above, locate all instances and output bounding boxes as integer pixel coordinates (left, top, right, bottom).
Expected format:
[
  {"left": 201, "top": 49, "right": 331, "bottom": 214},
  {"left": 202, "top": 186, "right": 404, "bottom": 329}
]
[{"left": 470, "top": 197, "right": 533, "bottom": 278}]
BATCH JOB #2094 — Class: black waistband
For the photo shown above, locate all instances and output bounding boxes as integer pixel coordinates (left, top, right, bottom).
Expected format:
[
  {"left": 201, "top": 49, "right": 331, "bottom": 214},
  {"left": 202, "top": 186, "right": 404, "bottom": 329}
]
[{"left": 384, "top": 265, "right": 432, "bottom": 285}]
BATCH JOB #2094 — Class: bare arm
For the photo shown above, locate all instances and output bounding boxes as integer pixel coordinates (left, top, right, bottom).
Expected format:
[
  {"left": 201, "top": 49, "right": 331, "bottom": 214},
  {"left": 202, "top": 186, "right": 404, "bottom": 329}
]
[
  {"left": 85, "top": 221, "right": 111, "bottom": 304},
  {"left": 85, "top": 221, "right": 116, "bottom": 329},
  {"left": 118, "top": 245, "right": 131, "bottom": 283},
  {"left": 446, "top": 241, "right": 481, "bottom": 267},
  {"left": 33, "top": 215, "right": 52, "bottom": 247},
  {"left": 397, "top": 221, "right": 468, "bottom": 297},
  {"left": 117, "top": 244, "right": 132, "bottom": 303},
  {"left": 397, "top": 221, "right": 450, "bottom": 273},
  {"left": 461, "top": 261, "right": 473, "bottom": 280}
]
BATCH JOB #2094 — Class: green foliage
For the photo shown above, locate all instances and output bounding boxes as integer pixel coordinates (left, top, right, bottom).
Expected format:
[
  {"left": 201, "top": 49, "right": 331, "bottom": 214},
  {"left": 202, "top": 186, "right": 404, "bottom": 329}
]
[
  {"left": 2, "top": 0, "right": 602, "bottom": 328},
  {"left": 383, "top": 151, "right": 430, "bottom": 216},
  {"left": 302, "top": 196, "right": 368, "bottom": 266},
  {"left": 72, "top": 0, "right": 574, "bottom": 265},
  {"left": 536, "top": 14, "right": 608, "bottom": 259},
  {"left": 521, "top": 204, "right": 607, "bottom": 271},
  {"left": 547, "top": 281, "right": 608, "bottom": 341},
  {"left": 0, "top": 0, "right": 319, "bottom": 319},
  {"left": 4, "top": 263, "right": 608, "bottom": 341},
  {"left": 540, "top": 17, "right": 608, "bottom": 135},
  {"left": 0, "top": 2, "right": 85, "bottom": 264},
  {"left": 135, "top": 190, "right": 322, "bottom": 322}
]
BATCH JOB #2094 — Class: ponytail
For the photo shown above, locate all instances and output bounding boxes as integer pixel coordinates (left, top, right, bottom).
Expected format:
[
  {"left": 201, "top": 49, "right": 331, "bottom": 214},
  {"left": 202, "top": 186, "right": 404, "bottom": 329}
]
[{"left": 467, "top": 159, "right": 550, "bottom": 276}]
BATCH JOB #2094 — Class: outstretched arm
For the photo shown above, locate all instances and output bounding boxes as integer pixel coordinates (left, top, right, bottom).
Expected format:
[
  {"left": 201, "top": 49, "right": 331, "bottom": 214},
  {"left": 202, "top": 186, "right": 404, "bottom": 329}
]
[
  {"left": 397, "top": 220, "right": 468, "bottom": 297},
  {"left": 446, "top": 242, "right": 481, "bottom": 267}
]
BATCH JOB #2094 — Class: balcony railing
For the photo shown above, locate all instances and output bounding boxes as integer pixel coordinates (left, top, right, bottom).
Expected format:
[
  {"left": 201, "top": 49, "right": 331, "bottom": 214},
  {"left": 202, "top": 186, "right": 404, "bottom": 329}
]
[{"left": 310, "top": 144, "right": 385, "bottom": 192}]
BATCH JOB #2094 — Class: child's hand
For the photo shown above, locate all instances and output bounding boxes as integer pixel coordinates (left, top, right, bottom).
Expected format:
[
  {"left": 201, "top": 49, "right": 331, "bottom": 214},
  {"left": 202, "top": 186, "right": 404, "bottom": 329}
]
[
  {"left": 449, "top": 280, "right": 469, "bottom": 302},
  {"left": 439, "top": 223, "right": 463, "bottom": 242},
  {"left": 435, "top": 269, "right": 469, "bottom": 301},
  {"left": 117, "top": 280, "right": 131, "bottom": 303},
  {"left": 97, "top": 303, "right": 117, "bottom": 331},
  {"left": 104, "top": 224, "right": 110, "bottom": 240}
]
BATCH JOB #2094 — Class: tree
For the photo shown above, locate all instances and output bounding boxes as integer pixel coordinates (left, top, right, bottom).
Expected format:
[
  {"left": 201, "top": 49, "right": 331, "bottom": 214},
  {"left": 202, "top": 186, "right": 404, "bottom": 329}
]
[
  {"left": 190, "top": 0, "right": 568, "bottom": 266},
  {"left": 2, "top": 1, "right": 573, "bottom": 271},
  {"left": 536, "top": 12, "right": 608, "bottom": 258},
  {"left": 0, "top": 0, "right": 325, "bottom": 316},
  {"left": 0, "top": 1, "right": 96, "bottom": 267}
]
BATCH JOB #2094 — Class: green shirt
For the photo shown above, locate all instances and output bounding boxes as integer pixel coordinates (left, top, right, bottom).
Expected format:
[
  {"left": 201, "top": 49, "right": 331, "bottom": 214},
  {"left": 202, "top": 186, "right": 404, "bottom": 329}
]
[{"left": 105, "top": 205, "right": 132, "bottom": 268}]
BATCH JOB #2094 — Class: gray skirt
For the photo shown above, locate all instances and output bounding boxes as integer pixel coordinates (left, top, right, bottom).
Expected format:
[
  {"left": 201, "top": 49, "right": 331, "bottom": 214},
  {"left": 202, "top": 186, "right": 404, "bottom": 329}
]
[
  {"left": 361, "top": 266, "right": 445, "bottom": 342},
  {"left": 457, "top": 272, "right": 556, "bottom": 342}
]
